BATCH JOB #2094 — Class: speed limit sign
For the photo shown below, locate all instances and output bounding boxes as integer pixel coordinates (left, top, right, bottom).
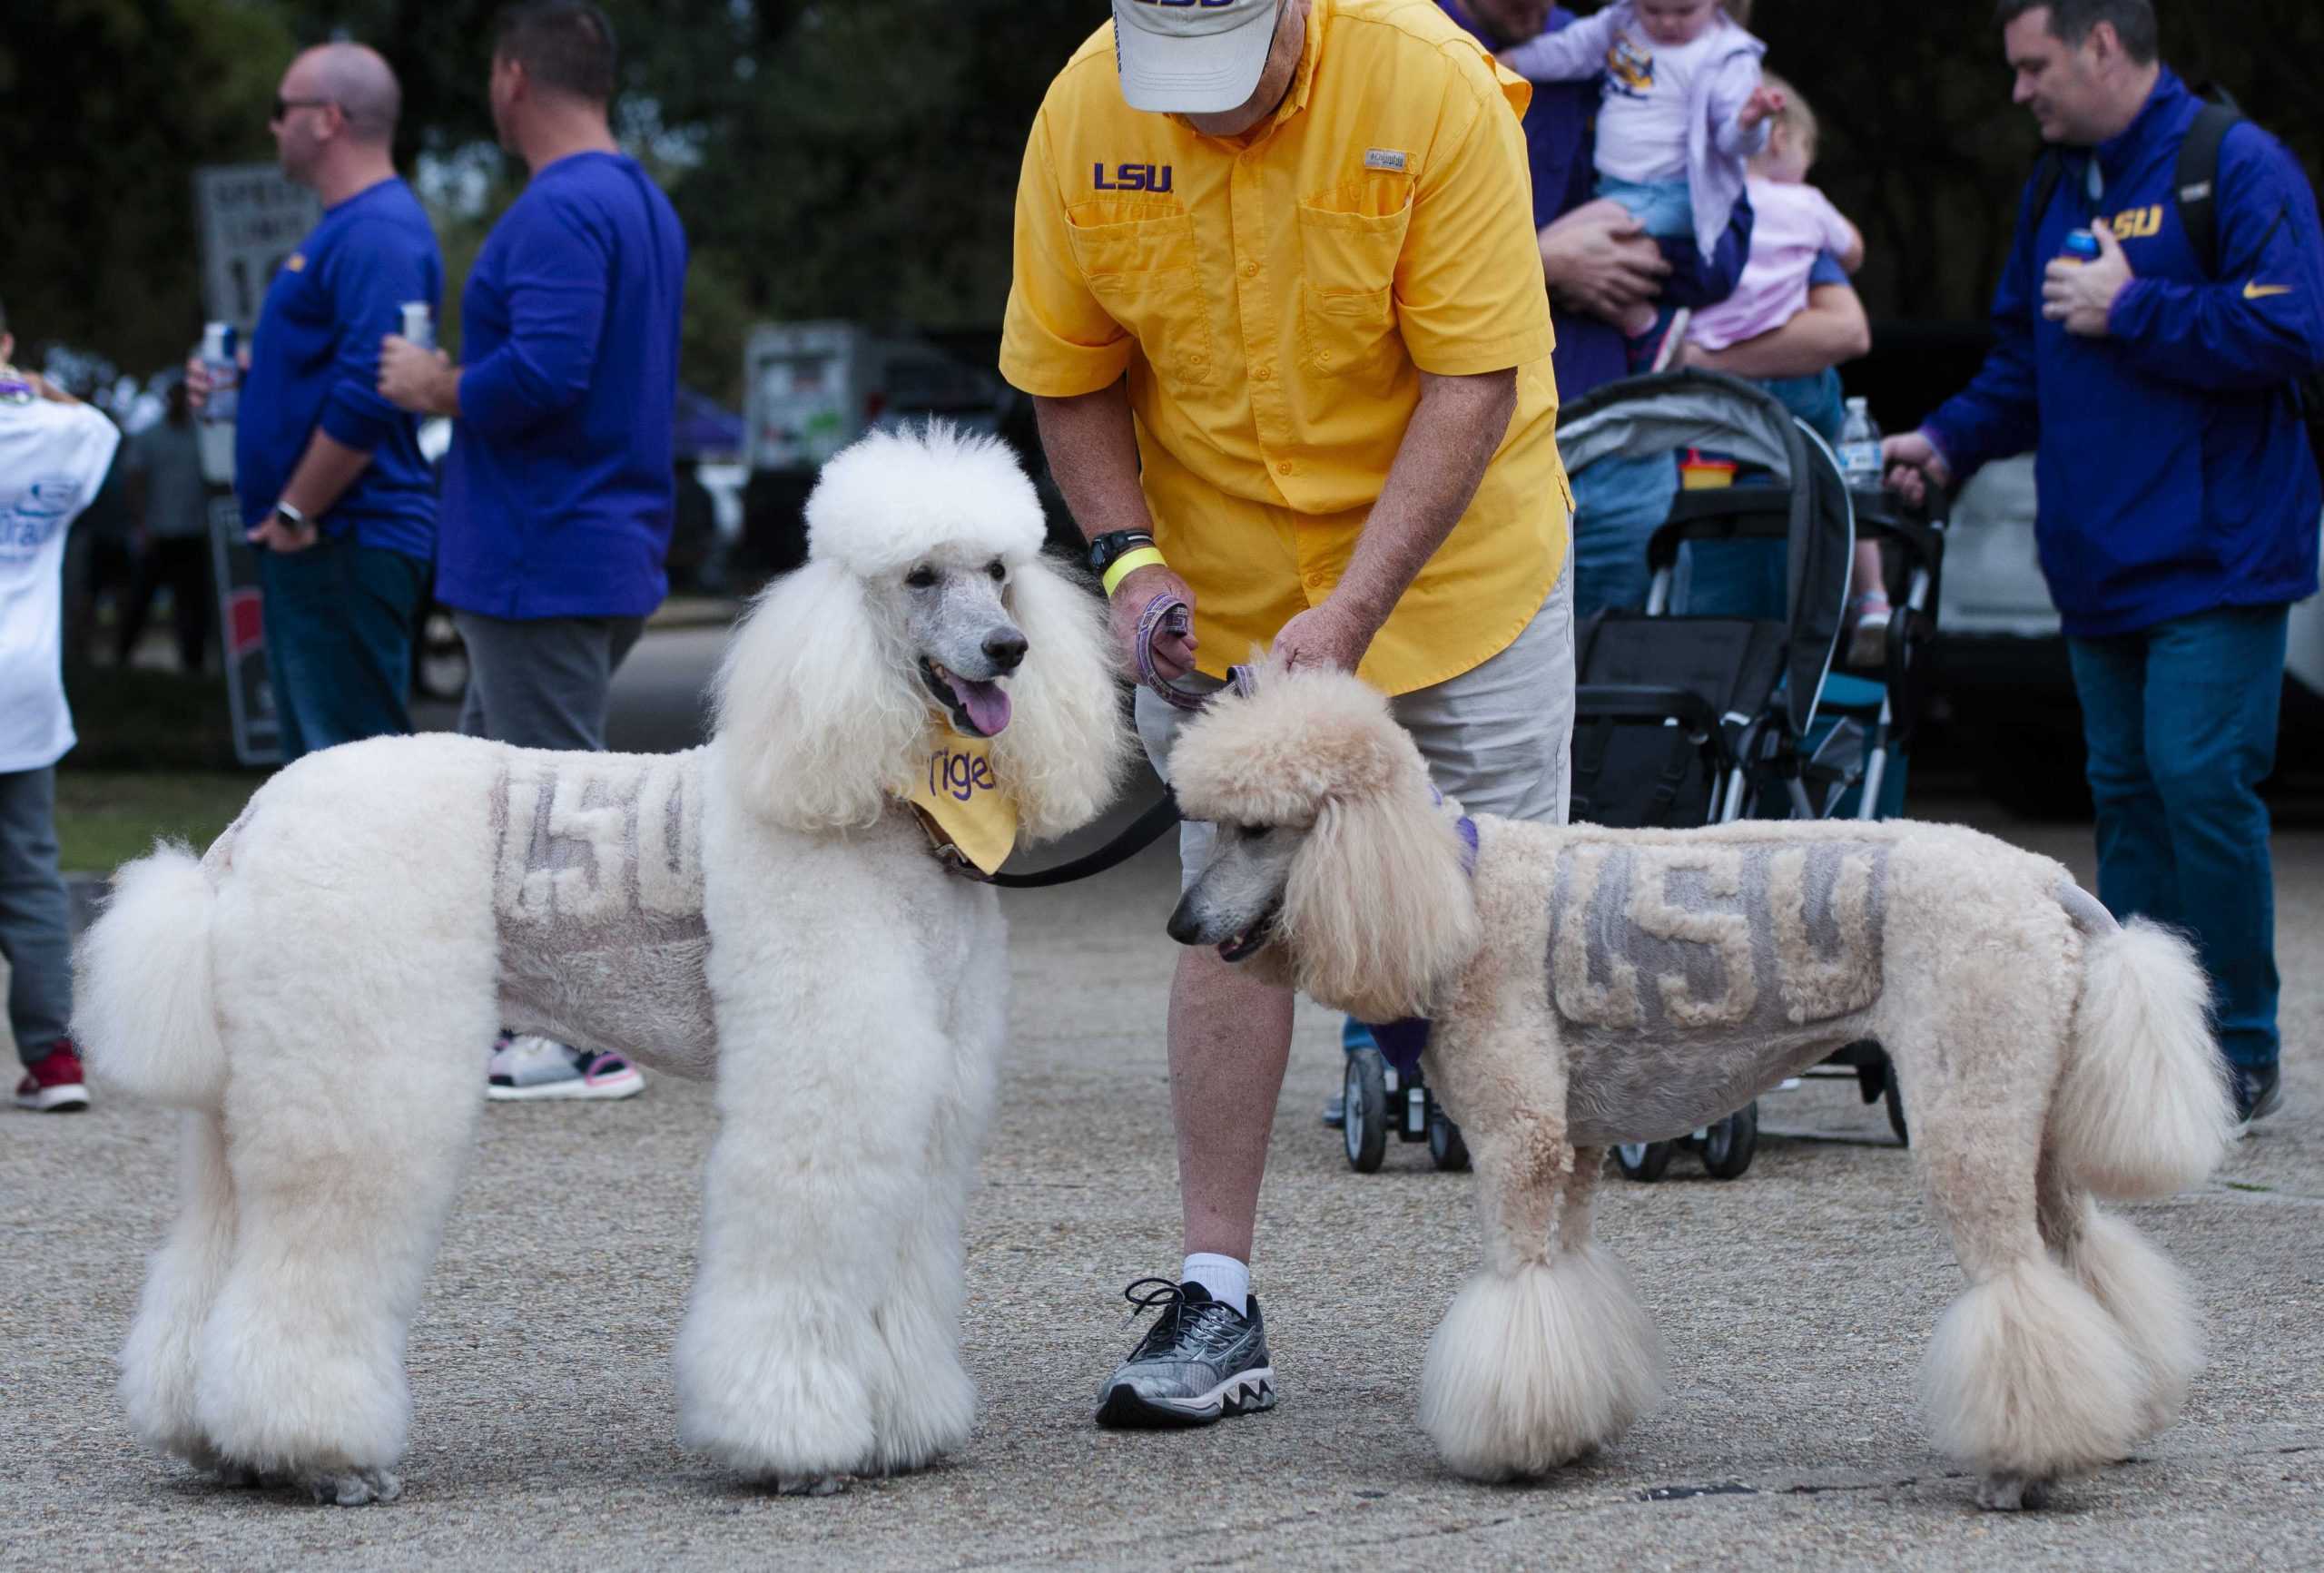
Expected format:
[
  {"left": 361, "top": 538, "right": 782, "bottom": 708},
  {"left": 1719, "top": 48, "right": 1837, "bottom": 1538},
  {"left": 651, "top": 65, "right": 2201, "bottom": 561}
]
[{"left": 193, "top": 164, "right": 323, "bottom": 335}]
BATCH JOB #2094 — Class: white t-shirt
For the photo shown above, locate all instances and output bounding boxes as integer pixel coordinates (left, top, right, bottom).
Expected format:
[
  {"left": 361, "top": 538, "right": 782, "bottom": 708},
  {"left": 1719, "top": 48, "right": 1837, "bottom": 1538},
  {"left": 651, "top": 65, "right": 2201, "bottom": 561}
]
[
  {"left": 1594, "top": 25, "right": 1722, "bottom": 184},
  {"left": 0, "top": 398, "right": 122, "bottom": 772}
]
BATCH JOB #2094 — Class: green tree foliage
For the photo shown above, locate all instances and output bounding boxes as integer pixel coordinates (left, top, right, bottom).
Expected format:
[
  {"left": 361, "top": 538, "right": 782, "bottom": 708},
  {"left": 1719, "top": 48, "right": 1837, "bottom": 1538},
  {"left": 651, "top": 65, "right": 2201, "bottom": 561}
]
[
  {"left": 8, "top": 2, "right": 2319, "bottom": 395},
  {"left": 1, "top": 0, "right": 296, "bottom": 371}
]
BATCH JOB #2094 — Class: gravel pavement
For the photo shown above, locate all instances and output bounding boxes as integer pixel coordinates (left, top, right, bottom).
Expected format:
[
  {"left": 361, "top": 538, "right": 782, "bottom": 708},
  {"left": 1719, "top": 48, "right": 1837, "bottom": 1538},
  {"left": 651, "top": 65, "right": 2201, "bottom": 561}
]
[{"left": 5, "top": 798, "right": 2319, "bottom": 1571}]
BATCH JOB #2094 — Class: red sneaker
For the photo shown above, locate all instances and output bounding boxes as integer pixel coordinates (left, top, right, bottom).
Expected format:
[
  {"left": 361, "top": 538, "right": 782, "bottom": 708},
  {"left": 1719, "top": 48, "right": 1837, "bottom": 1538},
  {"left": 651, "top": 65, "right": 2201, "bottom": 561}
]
[{"left": 14, "top": 1042, "right": 90, "bottom": 1113}]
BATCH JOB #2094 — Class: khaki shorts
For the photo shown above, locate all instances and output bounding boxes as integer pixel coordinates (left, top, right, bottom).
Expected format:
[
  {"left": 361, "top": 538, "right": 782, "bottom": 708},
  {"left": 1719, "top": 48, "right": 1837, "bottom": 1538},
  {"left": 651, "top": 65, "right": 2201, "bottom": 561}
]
[{"left": 1137, "top": 552, "right": 1576, "bottom": 892}]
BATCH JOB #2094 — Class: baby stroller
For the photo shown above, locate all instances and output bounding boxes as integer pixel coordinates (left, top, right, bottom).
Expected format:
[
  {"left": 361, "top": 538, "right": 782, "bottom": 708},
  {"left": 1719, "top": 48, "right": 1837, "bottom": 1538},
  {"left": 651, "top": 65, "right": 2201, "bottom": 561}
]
[{"left": 1551, "top": 370, "right": 1947, "bottom": 1181}]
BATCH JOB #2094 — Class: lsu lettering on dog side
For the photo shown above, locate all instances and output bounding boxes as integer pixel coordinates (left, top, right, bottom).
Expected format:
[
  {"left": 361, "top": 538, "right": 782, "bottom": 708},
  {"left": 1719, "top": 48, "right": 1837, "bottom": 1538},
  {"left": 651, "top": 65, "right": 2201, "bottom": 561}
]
[{"left": 1166, "top": 665, "right": 2238, "bottom": 1511}]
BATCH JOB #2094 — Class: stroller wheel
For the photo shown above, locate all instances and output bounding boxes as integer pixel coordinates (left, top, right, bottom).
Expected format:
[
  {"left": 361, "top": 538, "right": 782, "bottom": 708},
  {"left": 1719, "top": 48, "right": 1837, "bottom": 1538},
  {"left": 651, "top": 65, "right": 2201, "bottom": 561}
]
[
  {"left": 1614, "top": 1140, "right": 1675, "bottom": 1183},
  {"left": 1427, "top": 1108, "right": 1472, "bottom": 1172},
  {"left": 1884, "top": 1073, "right": 1910, "bottom": 1145},
  {"left": 1344, "top": 1047, "right": 1388, "bottom": 1174},
  {"left": 1701, "top": 1102, "right": 1758, "bottom": 1179}
]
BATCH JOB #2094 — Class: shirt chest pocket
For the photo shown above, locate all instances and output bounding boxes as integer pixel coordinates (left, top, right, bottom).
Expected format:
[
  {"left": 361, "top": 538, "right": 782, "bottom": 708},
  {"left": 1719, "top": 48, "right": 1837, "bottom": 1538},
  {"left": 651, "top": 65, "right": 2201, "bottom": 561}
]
[
  {"left": 1066, "top": 203, "right": 1216, "bottom": 388},
  {"left": 1296, "top": 185, "right": 1412, "bottom": 380}
]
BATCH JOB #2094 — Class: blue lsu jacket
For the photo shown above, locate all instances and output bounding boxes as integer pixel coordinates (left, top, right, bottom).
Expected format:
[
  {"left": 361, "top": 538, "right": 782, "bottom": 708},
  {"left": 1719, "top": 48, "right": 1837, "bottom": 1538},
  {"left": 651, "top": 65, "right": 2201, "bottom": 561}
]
[{"left": 1925, "top": 70, "right": 2324, "bottom": 637}]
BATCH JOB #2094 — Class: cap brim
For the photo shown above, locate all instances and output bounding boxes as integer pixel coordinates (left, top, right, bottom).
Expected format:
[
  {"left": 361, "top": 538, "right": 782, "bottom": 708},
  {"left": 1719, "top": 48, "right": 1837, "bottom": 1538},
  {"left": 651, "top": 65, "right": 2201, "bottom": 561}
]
[{"left": 1116, "top": 9, "right": 1279, "bottom": 114}]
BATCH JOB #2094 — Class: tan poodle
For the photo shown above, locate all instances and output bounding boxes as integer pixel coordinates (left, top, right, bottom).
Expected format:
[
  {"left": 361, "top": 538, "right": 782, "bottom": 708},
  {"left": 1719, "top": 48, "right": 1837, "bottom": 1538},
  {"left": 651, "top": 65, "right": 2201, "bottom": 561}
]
[{"left": 1162, "top": 665, "right": 2237, "bottom": 1511}]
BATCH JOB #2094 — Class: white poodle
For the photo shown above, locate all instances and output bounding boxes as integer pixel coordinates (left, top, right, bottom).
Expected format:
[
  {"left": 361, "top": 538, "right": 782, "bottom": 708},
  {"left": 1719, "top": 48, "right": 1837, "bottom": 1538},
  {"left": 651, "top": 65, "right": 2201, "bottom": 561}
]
[
  {"left": 76, "top": 425, "right": 1128, "bottom": 1505},
  {"left": 1163, "top": 666, "right": 2238, "bottom": 1511}
]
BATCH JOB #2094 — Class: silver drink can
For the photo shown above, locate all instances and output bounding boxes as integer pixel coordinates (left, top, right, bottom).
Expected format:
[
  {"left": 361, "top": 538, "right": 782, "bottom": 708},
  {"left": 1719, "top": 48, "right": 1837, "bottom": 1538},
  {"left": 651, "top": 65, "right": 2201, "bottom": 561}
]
[{"left": 399, "top": 301, "right": 436, "bottom": 351}]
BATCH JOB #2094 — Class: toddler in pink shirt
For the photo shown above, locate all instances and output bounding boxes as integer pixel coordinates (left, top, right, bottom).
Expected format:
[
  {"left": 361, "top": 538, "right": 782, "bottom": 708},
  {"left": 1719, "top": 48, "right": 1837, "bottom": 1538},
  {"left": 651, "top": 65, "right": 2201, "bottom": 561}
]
[{"left": 1687, "top": 77, "right": 1866, "bottom": 352}]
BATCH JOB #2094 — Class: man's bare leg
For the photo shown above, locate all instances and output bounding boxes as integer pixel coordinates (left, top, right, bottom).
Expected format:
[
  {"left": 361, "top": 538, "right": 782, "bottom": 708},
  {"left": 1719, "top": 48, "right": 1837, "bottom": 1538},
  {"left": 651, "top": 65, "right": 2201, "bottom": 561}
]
[{"left": 1170, "top": 946, "right": 1295, "bottom": 1263}]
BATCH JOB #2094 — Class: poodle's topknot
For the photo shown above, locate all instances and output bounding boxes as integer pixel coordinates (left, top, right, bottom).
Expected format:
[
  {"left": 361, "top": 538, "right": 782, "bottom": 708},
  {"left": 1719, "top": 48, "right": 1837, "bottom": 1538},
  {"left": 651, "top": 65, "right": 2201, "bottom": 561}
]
[
  {"left": 803, "top": 422, "right": 1047, "bottom": 578},
  {"left": 1170, "top": 664, "right": 1426, "bottom": 830}
]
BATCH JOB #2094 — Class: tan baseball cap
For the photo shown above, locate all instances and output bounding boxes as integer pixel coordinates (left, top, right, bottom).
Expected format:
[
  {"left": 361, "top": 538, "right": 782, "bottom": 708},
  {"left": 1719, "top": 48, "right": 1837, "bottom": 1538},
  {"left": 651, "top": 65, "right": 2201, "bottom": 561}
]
[{"left": 1111, "top": 0, "right": 1285, "bottom": 114}]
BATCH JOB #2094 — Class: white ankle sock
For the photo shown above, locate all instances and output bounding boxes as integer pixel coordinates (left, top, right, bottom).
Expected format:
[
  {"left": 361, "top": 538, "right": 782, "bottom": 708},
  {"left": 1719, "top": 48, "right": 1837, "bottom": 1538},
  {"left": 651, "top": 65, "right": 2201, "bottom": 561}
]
[{"left": 1182, "top": 1253, "right": 1250, "bottom": 1315}]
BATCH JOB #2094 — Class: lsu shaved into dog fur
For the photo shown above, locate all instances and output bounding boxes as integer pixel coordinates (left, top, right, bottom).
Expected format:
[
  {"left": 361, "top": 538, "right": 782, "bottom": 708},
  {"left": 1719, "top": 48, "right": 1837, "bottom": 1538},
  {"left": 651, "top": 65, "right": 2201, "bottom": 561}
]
[{"left": 1167, "top": 664, "right": 2236, "bottom": 1510}]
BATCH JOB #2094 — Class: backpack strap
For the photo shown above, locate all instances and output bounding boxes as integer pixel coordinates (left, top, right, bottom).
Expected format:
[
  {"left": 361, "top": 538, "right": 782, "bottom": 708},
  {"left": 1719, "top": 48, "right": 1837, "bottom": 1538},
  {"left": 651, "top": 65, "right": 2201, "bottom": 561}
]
[
  {"left": 2174, "top": 99, "right": 2245, "bottom": 279},
  {"left": 2030, "top": 149, "right": 2065, "bottom": 239}
]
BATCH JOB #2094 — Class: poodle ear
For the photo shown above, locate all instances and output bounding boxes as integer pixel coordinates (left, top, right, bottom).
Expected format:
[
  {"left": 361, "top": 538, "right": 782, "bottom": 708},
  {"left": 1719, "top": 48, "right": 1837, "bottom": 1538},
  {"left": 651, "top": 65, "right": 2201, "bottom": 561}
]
[
  {"left": 1278, "top": 776, "right": 1481, "bottom": 1023},
  {"left": 712, "top": 560, "right": 924, "bottom": 830},
  {"left": 990, "top": 554, "right": 1132, "bottom": 842}
]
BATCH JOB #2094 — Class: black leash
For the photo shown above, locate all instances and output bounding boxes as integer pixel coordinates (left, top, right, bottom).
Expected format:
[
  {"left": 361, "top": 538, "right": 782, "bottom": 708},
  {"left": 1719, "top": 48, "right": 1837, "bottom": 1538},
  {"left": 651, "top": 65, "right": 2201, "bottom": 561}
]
[{"left": 980, "top": 787, "right": 1183, "bottom": 890}]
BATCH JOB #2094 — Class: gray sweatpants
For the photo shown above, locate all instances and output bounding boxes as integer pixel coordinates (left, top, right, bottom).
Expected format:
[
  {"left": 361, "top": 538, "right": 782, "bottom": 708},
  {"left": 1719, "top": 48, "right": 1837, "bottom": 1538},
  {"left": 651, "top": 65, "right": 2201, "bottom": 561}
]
[
  {"left": 453, "top": 612, "right": 645, "bottom": 752},
  {"left": 0, "top": 767, "right": 73, "bottom": 1065}
]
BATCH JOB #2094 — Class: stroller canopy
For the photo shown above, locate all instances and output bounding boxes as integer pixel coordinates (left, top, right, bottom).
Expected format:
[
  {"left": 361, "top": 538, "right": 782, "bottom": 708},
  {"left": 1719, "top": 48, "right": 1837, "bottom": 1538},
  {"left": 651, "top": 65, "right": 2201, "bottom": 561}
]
[{"left": 1557, "top": 369, "right": 1856, "bottom": 738}]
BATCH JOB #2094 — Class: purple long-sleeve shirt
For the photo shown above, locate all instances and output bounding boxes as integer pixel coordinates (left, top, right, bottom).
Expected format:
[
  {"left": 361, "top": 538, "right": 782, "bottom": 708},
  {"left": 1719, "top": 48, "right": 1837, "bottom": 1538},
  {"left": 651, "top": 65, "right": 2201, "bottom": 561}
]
[{"left": 439, "top": 151, "right": 689, "bottom": 620}]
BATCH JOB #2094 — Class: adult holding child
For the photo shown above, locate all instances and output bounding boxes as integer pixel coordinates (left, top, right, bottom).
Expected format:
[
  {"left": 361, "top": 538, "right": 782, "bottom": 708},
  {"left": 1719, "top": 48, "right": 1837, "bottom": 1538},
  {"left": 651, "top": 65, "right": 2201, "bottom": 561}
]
[
  {"left": 1442, "top": 1, "right": 1768, "bottom": 617},
  {"left": 1885, "top": 0, "right": 2324, "bottom": 1126}
]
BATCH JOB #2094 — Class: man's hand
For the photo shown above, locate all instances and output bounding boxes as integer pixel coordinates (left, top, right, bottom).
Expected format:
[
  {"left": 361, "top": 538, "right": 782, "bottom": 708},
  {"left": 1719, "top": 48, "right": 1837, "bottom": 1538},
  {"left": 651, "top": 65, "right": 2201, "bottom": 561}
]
[
  {"left": 1270, "top": 597, "right": 1379, "bottom": 676},
  {"left": 1109, "top": 562, "right": 1198, "bottom": 683},
  {"left": 1738, "top": 83, "right": 1787, "bottom": 131},
  {"left": 2042, "top": 221, "right": 2132, "bottom": 338},
  {"left": 1881, "top": 431, "right": 1954, "bottom": 508},
  {"left": 377, "top": 335, "right": 455, "bottom": 415},
  {"left": 245, "top": 512, "right": 320, "bottom": 555},
  {"left": 1539, "top": 206, "right": 1670, "bottom": 323}
]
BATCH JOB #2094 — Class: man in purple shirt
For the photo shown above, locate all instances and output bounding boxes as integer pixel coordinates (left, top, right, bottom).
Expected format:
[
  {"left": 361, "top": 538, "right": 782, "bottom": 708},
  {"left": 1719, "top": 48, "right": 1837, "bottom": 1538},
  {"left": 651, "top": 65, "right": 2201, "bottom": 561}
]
[{"left": 380, "top": 2, "right": 687, "bottom": 1102}]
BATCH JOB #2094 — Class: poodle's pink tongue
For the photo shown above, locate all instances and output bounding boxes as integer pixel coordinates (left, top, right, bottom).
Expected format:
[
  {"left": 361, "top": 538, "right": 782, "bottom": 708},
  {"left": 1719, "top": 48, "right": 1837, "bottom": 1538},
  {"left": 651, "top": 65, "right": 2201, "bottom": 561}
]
[{"left": 947, "top": 673, "right": 1012, "bottom": 736}]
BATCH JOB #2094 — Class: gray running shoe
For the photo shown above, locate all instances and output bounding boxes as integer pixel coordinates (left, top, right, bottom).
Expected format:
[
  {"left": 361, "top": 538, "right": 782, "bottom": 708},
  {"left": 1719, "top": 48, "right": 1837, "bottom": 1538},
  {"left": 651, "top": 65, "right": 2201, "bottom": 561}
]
[{"left": 1096, "top": 1279, "right": 1277, "bottom": 1429}]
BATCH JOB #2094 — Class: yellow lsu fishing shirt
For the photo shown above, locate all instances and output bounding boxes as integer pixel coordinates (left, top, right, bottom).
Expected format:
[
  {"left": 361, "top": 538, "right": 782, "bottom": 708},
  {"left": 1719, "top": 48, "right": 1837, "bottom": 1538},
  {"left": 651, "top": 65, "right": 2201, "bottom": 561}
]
[{"left": 1000, "top": 0, "right": 1569, "bottom": 695}]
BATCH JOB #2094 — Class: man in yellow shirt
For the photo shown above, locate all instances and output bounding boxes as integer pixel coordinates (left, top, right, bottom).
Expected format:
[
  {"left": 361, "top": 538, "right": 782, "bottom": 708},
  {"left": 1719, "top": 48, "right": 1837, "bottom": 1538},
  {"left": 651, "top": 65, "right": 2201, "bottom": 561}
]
[{"left": 1002, "top": 0, "right": 1574, "bottom": 1428}]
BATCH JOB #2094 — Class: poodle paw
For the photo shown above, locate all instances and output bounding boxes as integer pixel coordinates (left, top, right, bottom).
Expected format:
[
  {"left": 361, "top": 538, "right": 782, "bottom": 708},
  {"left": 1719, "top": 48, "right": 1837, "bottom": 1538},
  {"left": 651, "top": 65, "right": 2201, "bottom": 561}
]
[
  {"left": 304, "top": 1468, "right": 403, "bottom": 1507},
  {"left": 1976, "top": 1471, "right": 2053, "bottom": 1511},
  {"left": 773, "top": 1473, "right": 848, "bottom": 1498}
]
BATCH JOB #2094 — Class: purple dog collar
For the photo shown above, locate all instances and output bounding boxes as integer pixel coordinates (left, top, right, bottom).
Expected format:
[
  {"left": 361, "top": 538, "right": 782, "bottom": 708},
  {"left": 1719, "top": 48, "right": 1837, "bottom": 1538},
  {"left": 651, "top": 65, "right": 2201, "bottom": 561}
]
[{"left": 1361, "top": 811, "right": 1477, "bottom": 1077}]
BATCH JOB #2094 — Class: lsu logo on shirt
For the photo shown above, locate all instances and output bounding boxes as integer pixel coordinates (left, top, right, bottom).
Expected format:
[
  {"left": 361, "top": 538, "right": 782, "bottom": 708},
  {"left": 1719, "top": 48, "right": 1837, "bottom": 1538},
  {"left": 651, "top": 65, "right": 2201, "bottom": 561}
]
[
  {"left": 1095, "top": 162, "right": 1173, "bottom": 193},
  {"left": 1606, "top": 34, "right": 1654, "bottom": 99},
  {"left": 2105, "top": 204, "right": 2164, "bottom": 240}
]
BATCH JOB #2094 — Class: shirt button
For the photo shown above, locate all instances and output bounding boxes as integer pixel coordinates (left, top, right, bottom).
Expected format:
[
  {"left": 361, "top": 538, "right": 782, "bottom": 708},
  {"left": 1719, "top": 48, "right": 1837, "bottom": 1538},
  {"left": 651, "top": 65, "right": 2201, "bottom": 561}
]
[
  {"left": 1277, "top": 460, "right": 1295, "bottom": 476},
  {"left": 1318, "top": 351, "right": 1334, "bottom": 366},
  {"left": 1243, "top": 261, "right": 1259, "bottom": 278},
  {"left": 1254, "top": 366, "right": 1273, "bottom": 381}
]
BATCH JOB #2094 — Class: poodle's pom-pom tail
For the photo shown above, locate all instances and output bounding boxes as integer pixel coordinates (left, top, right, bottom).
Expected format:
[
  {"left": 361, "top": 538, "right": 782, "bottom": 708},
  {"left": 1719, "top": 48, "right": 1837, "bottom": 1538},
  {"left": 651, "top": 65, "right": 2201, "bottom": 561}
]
[
  {"left": 1919, "top": 1254, "right": 2144, "bottom": 1484},
  {"left": 74, "top": 842, "right": 225, "bottom": 1108},
  {"left": 2055, "top": 912, "right": 2236, "bottom": 1199},
  {"left": 2065, "top": 1204, "right": 2201, "bottom": 1439},
  {"left": 1419, "top": 1249, "right": 1664, "bottom": 1481}
]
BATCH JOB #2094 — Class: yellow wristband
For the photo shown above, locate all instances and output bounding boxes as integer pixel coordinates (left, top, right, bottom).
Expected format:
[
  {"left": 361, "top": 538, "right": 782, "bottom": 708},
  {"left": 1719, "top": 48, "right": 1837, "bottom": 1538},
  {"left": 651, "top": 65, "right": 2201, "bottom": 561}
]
[{"left": 1102, "top": 546, "right": 1168, "bottom": 597}]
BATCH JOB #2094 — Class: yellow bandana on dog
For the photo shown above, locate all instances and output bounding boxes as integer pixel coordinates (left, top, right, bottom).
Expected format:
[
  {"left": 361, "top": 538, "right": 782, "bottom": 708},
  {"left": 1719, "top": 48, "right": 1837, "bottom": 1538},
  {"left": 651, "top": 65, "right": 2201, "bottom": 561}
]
[{"left": 904, "top": 721, "right": 1019, "bottom": 876}]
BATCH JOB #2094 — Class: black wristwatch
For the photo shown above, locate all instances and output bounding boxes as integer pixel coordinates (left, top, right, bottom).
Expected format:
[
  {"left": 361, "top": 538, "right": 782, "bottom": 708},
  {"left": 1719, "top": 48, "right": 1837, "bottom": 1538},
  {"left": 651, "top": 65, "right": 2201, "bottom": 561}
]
[
  {"left": 273, "top": 501, "right": 312, "bottom": 534},
  {"left": 1087, "top": 529, "right": 1156, "bottom": 577}
]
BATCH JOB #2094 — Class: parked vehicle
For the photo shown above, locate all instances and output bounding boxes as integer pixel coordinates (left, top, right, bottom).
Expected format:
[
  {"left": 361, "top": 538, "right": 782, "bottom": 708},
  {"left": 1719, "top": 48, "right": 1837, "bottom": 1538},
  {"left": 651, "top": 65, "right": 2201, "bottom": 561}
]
[{"left": 1932, "top": 455, "right": 2324, "bottom": 819}]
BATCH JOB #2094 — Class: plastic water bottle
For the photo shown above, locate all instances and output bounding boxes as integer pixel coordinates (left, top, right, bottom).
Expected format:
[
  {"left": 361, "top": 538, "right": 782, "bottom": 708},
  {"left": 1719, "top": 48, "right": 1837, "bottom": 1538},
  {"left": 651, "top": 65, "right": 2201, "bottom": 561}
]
[
  {"left": 399, "top": 301, "right": 436, "bottom": 352},
  {"left": 198, "top": 321, "right": 239, "bottom": 426},
  {"left": 1837, "top": 396, "right": 1884, "bottom": 488}
]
